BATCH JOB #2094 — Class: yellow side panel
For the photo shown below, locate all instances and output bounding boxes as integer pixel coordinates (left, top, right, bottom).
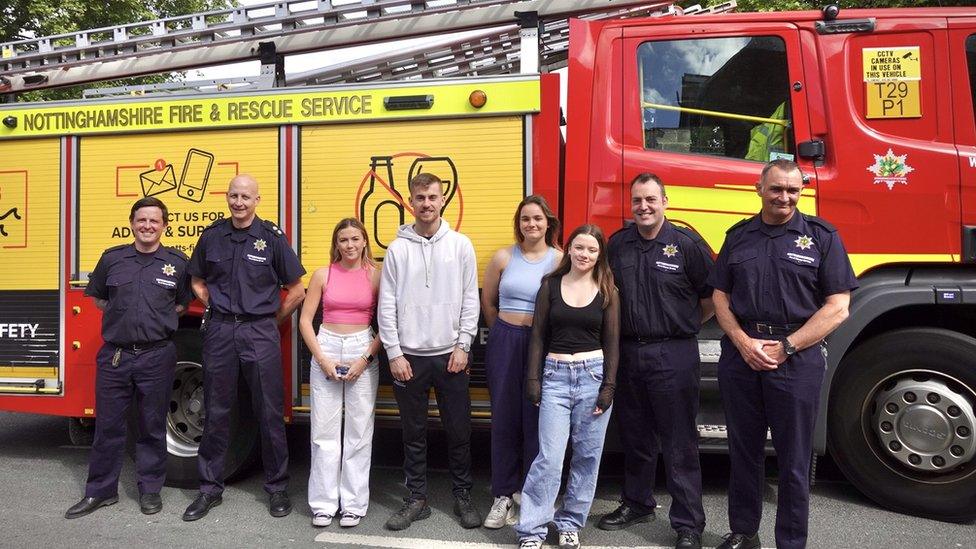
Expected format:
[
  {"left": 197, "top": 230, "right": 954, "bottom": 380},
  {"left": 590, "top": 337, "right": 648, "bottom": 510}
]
[
  {"left": 78, "top": 129, "right": 279, "bottom": 271},
  {"left": 0, "top": 139, "right": 60, "bottom": 290},
  {"left": 667, "top": 184, "right": 817, "bottom": 254},
  {"left": 300, "top": 117, "right": 524, "bottom": 284}
]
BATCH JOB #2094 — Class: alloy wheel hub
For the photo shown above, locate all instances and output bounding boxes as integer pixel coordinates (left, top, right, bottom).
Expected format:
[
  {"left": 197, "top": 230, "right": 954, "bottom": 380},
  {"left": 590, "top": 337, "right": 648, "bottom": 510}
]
[{"left": 873, "top": 377, "right": 975, "bottom": 472}]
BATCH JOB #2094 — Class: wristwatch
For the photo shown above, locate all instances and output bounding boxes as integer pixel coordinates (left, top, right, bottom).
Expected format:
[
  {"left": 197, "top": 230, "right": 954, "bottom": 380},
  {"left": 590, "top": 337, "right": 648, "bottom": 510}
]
[
  {"left": 361, "top": 353, "right": 374, "bottom": 363},
  {"left": 457, "top": 342, "right": 471, "bottom": 353},
  {"left": 780, "top": 337, "right": 797, "bottom": 356}
]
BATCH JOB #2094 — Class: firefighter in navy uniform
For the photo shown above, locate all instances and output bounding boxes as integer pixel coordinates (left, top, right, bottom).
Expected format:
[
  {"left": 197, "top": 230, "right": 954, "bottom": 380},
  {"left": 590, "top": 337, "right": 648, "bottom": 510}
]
[
  {"left": 710, "top": 160, "right": 857, "bottom": 549},
  {"left": 66, "top": 197, "right": 192, "bottom": 519},
  {"left": 182, "top": 174, "right": 306, "bottom": 521},
  {"left": 599, "top": 174, "right": 713, "bottom": 549}
]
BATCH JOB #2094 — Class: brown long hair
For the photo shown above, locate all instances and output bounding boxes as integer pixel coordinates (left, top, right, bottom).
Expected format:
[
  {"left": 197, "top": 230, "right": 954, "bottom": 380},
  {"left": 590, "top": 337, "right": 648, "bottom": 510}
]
[
  {"left": 330, "top": 217, "right": 376, "bottom": 269},
  {"left": 545, "top": 224, "right": 615, "bottom": 308},
  {"left": 513, "top": 194, "right": 561, "bottom": 249}
]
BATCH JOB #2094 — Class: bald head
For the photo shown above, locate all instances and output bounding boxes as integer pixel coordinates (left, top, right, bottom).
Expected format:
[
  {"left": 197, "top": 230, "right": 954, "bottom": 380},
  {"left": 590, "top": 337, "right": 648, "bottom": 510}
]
[
  {"left": 226, "top": 174, "right": 261, "bottom": 228},
  {"left": 229, "top": 174, "right": 259, "bottom": 195}
]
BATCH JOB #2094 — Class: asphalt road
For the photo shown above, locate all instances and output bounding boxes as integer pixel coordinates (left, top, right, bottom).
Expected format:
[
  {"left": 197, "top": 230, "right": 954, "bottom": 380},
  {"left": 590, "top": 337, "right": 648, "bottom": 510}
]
[{"left": 0, "top": 411, "right": 971, "bottom": 548}]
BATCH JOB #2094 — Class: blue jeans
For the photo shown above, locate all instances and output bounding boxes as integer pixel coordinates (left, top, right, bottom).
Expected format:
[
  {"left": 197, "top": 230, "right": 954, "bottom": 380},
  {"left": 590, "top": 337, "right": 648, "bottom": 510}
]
[{"left": 516, "top": 356, "right": 613, "bottom": 541}]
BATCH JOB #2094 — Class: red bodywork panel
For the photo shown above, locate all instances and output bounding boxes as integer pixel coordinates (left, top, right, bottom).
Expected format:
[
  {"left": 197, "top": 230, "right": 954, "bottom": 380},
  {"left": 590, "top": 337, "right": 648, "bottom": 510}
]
[{"left": 566, "top": 7, "right": 975, "bottom": 267}]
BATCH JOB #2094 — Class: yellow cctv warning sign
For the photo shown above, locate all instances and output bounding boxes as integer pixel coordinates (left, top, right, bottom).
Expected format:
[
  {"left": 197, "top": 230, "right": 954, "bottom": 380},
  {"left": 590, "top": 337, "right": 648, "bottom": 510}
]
[
  {"left": 862, "top": 47, "right": 921, "bottom": 82},
  {"left": 862, "top": 47, "right": 921, "bottom": 119}
]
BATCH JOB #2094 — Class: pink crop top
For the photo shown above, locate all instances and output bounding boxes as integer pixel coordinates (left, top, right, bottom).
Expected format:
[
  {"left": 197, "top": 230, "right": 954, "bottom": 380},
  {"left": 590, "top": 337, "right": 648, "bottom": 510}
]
[{"left": 321, "top": 263, "right": 376, "bottom": 325}]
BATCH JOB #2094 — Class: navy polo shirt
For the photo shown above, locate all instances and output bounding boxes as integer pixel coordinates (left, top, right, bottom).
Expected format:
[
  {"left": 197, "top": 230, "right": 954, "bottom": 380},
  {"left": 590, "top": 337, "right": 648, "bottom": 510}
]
[
  {"left": 708, "top": 211, "right": 858, "bottom": 324},
  {"left": 187, "top": 216, "right": 305, "bottom": 316},
  {"left": 608, "top": 220, "right": 714, "bottom": 340},
  {"left": 86, "top": 244, "right": 193, "bottom": 346}
]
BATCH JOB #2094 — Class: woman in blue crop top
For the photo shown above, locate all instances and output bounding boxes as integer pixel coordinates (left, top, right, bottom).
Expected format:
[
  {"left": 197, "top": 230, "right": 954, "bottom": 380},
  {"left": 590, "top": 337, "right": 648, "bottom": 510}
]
[
  {"left": 515, "top": 224, "right": 620, "bottom": 549},
  {"left": 480, "top": 195, "right": 562, "bottom": 528}
]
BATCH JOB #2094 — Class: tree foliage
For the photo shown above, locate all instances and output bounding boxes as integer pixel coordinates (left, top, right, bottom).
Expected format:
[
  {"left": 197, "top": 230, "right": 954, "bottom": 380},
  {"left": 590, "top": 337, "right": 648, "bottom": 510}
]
[{"left": 1, "top": 0, "right": 234, "bottom": 101}]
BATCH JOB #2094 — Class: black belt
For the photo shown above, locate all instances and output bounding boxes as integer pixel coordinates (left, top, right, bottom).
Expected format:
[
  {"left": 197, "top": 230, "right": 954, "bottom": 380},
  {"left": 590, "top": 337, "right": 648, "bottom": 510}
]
[
  {"left": 741, "top": 321, "right": 804, "bottom": 336},
  {"left": 114, "top": 340, "right": 171, "bottom": 354},
  {"left": 211, "top": 311, "right": 274, "bottom": 323}
]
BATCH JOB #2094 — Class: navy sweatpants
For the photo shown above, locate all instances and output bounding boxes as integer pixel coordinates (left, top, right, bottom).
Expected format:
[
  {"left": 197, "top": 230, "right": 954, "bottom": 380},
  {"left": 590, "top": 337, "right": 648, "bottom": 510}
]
[{"left": 485, "top": 318, "right": 539, "bottom": 498}]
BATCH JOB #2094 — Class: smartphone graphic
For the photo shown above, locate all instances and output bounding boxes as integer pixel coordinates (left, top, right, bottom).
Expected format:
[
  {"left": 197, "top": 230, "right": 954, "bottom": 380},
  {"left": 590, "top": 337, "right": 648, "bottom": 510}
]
[{"left": 177, "top": 148, "right": 215, "bottom": 202}]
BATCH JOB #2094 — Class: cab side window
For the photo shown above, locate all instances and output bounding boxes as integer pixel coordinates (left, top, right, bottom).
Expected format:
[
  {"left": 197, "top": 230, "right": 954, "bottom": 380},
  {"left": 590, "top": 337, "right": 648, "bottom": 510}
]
[{"left": 638, "top": 36, "right": 793, "bottom": 162}]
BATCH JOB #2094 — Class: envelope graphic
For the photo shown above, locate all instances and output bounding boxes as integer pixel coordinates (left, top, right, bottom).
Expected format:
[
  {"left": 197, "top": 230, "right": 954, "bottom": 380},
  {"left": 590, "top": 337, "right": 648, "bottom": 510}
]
[{"left": 140, "top": 164, "right": 177, "bottom": 197}]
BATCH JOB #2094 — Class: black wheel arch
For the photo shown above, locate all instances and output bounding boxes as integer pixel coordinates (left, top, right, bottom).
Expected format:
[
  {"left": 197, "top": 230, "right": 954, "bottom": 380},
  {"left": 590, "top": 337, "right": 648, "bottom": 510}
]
[{"left": 817, "top": 264, "right": 976, "bottom": 453}]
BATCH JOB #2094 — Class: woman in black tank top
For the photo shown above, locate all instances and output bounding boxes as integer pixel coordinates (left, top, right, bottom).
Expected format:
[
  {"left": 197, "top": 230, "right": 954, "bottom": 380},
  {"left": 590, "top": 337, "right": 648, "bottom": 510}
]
[{"left": 515, "top": 225, "right": 620, "bottom": 549}]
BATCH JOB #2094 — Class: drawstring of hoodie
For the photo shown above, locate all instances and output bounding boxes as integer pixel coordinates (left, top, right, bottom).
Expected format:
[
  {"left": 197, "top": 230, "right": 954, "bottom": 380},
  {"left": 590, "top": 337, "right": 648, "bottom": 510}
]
[{"left": 422, "top": 239, "right": 432, "bottom": 287}]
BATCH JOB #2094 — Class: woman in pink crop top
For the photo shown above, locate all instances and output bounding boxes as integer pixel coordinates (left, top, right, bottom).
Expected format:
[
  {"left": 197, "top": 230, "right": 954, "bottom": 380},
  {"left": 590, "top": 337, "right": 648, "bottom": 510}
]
[{"left": 299, "top": 218, "right": 380, "bottom": 528}]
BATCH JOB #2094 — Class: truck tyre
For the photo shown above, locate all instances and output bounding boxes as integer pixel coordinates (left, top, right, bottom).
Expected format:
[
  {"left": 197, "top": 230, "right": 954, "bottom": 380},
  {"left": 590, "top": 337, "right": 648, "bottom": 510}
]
[
  {"left": 127, "top": 329, "right": 259, "bottom": 488},
  {"left": 67, "top": 417, "right": 95, "bottom": 447},
  {"left": 828, "top": 328, "right": 976, "bottom": 522}
]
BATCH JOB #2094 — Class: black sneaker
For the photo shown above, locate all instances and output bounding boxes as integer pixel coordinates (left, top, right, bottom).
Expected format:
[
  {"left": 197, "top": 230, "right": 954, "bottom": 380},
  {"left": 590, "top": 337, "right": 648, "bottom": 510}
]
[
  {"left": 385, "top": 498, "right": 431, "bottom": 531},
  {"left": 453, "top": 490, "right": 482, "bottom": 529}
]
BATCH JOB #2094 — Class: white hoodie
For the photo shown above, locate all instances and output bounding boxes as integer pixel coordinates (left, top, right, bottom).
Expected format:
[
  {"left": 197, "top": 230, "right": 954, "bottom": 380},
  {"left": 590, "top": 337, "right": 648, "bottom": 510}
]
[{"left": 378, "top": 220, "right": 479, "bottom": 359}]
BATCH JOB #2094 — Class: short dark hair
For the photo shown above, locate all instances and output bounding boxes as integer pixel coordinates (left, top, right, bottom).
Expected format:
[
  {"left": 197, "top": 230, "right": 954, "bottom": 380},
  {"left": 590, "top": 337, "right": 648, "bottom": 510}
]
[
  {"left": 408, "top": 172, "right": 443, "bottom": 196},
  {"left": 630, "top": 172, "right": 666, "bottom": 197},
  {"left": 129, "top": 196, "right": 169, "bottom": 223},
  {"left": 759, "top": 159, "right": 802, "bottom": 186}
]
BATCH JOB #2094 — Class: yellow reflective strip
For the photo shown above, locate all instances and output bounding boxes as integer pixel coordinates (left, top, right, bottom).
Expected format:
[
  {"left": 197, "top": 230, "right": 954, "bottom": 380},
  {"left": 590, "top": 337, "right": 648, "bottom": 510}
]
[
  {"left": 643, "top": 102, "right": 789, "bottom": 127},
  {"left": 665, "top": 184, "right": 817, "bottom": 253},
  {"left": 304, "top": 384, "right": 489, "bottom": 401},
  {"left": 709, "top": 184, "right": 816, "bottom": 197},
  {"left": 0, "top": 367, "right": 57, "bottom": 378},
  {"left": 0, "top": 385, "right": 60, "bottom": 394},
  {"left": 848, "top": 253, "right": 958, "bottom": 277}
]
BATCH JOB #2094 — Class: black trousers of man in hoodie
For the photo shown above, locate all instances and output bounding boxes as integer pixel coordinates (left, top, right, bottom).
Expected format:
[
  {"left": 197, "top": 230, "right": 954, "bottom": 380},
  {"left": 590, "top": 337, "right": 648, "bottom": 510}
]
[{"left": 393, "top": 352, "right": 473, "bottom": 500}]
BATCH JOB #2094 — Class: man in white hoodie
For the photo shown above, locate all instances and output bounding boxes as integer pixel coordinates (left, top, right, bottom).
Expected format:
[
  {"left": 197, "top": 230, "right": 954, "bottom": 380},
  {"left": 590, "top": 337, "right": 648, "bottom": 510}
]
[{"left": 379, "top": 172, "right": 482, "bottom": 531}]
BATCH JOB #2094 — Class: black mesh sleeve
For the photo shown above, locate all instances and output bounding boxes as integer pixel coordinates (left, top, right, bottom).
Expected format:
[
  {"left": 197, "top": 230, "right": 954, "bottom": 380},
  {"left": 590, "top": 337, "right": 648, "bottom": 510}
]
[
  {"left": 596, "top": 288, "right": 620, "bottom": 411},
  {"left": 524, "top": 276, "right": 553, "bottom": 405}
]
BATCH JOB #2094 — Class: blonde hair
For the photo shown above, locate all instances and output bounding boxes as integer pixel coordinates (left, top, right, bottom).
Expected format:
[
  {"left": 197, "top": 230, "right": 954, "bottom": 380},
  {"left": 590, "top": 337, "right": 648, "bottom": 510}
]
[{"left": 330, "top": 218, "right": 376, "bottom": 269}]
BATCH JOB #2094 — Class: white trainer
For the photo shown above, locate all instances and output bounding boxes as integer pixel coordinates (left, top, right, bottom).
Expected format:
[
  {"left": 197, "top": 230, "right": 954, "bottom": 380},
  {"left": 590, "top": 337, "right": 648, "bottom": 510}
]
[
  {"left": 559, "top": 530, "right": 581, "bottom": 549},
  {"left": 519, "top": 539, "right": 543, "bottom": 549},
  {"left": 339, "top": 512, "right": 361, "bottom": 527},
  {"left": 483, "top": 495, "right": 515, "bottom": 529},
  {"left": 311, "top": 513, "right": 333, "bottom": 527}
]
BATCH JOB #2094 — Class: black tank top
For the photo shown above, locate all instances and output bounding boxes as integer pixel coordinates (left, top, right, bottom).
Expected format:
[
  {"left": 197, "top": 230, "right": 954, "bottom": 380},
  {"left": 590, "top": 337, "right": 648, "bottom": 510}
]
[{"left": 547, "top": 277, "right": 604, "bottom": 354}]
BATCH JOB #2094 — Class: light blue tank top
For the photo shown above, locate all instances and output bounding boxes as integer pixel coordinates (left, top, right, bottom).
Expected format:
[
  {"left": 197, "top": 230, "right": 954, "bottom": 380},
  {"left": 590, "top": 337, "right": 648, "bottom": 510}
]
[{"left": 498, "top": 245, "right": 557, "bottom": 314}]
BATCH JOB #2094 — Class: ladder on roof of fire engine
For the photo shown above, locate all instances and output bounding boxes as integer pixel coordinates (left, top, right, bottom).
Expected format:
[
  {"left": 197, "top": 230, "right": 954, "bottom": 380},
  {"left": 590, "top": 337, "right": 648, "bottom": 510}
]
[
  {"left": 288, "top": 1, "right": 737, "bottom": 86},
  {"left": 0, "top": 0, "right": 720, "bottom": 94},
  {"left": 80, "top": 1, "right": 735, "bottom": 97}
]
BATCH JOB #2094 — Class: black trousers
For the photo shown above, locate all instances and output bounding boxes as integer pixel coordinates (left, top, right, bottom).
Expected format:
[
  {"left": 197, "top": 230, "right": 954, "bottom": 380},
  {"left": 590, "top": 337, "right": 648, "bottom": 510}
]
[
  {"left": 393, "top": 352, "right": 472, "bottom": 499},
  {"left": 197, "top": 317, "right": 288, "bottom": 495},
  {"left": 616, "top": 337, "right": 705, "bottom": 534},
  {"left": 86, "top": 342, "right": 176, "bottom": 498},
  {"left": 718, "top": 334, "right": 826, "bottom": 549}
]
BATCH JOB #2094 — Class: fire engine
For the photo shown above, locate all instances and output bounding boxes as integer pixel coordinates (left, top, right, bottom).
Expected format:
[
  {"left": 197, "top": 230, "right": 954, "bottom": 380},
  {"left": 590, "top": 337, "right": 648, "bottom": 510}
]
[{"left": 0, "top": 0, "right": 974, "bottom": 522}]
